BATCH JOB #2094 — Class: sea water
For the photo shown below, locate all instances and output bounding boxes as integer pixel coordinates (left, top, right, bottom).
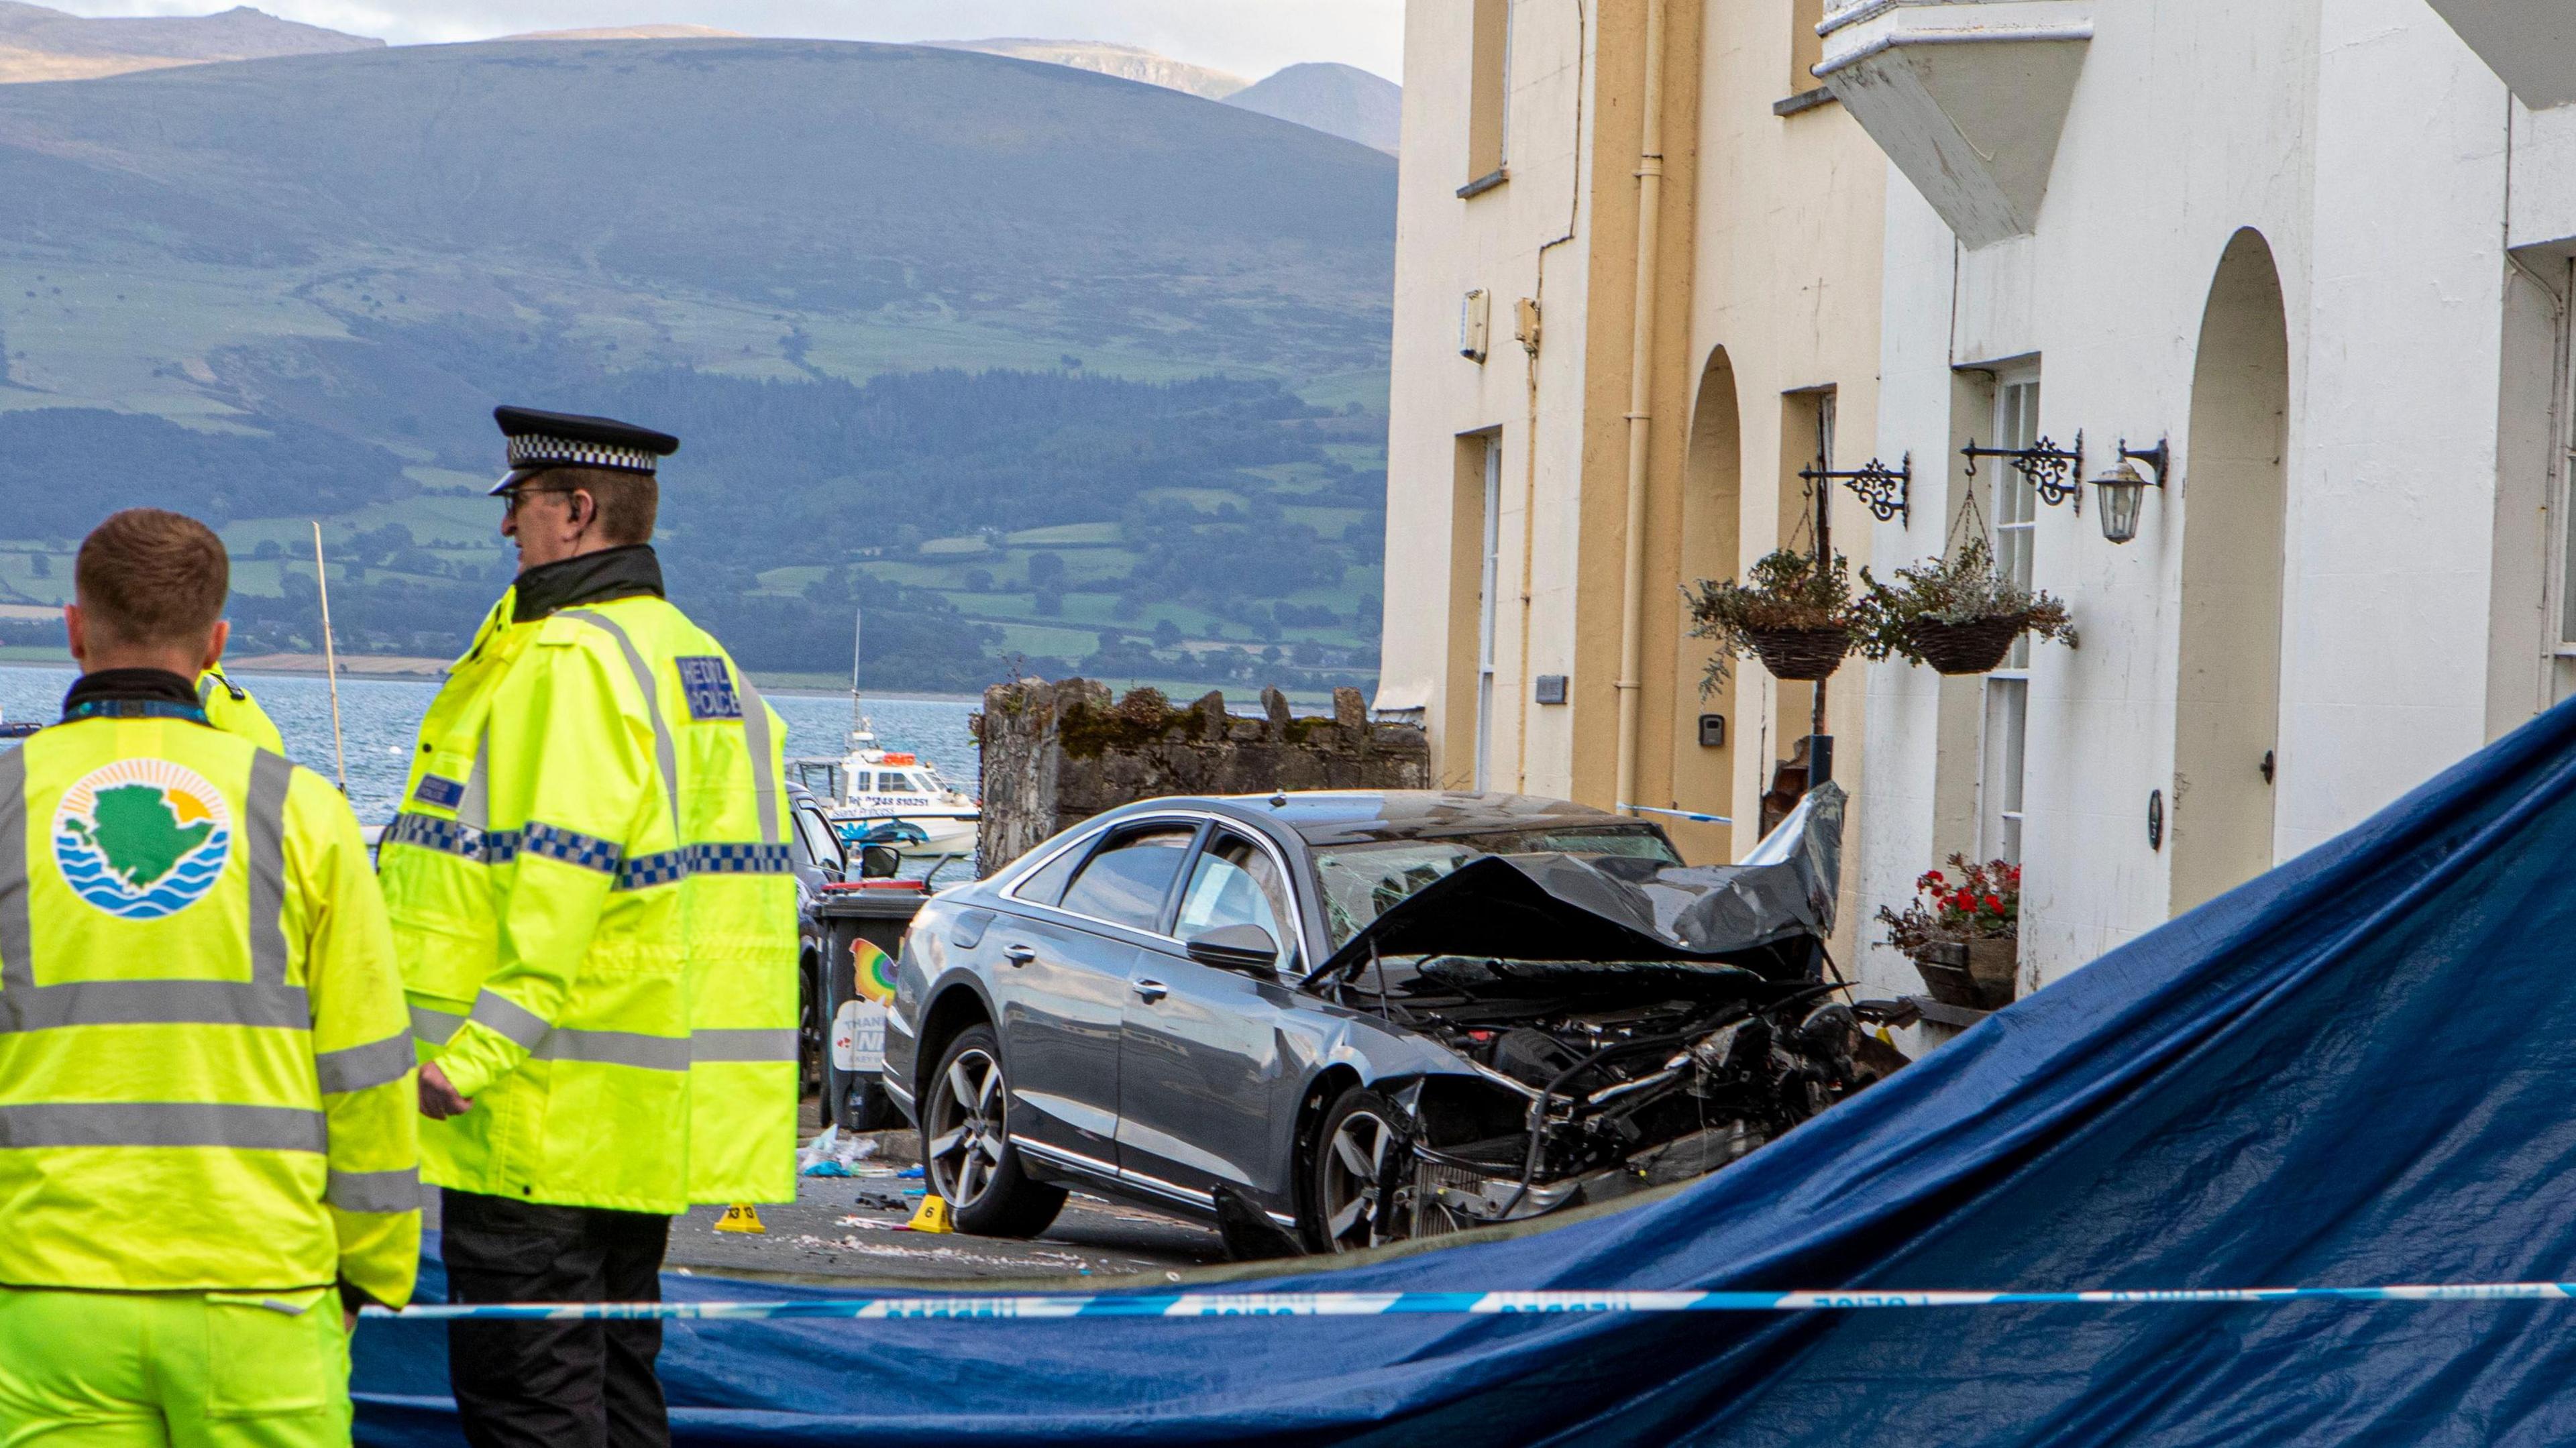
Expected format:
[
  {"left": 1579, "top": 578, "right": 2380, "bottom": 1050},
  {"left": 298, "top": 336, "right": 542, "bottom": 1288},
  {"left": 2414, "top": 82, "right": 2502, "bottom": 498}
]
[{"left": 0, "top": 664, "right": 979, "bottom": 827}]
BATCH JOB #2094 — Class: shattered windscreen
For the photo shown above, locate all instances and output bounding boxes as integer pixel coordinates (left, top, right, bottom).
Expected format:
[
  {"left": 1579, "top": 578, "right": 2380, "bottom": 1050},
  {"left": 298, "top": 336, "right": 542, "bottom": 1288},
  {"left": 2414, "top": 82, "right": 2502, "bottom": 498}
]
[{"left": 1313, "top": 828, "right": 1682, "bottom": 948}]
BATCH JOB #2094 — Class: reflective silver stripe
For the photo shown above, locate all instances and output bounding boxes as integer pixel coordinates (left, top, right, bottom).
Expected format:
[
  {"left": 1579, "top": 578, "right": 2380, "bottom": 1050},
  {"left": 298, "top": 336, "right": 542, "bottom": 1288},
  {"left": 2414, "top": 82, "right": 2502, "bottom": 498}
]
[
  {"left": 560, "top": 610, "right": 682, "bottom": 845},
  {"left": 0, "top": 1101, "right": 325, "bottom": 1152},
  {"left": 0, "top": 981, "right": 308, "bottom": 1032},
  {"left": 0, "top": 746, "right": 25, "bottom": 992},
  {"left": 325, "top": 1166, "right": 421, "bottom": 1214},
  {"left": 315, "top": 1032, "right": 415, "bottom": 1094},
  {"left": 410, "top": 1003, "right": 464, "bottom": 1045},
  {"left": 532, "top": 1028, "right": 690, "bottom": 1071},
  {"left": 737, "top": 671, "right": 782, "bottom": 848},
  {"left": 246, "top": 750, "right": 292, "bottom": 988},
  {"left": 197, "top": 675, "right": 218, "bottom": 707},
  {"left": 459, "top": 733, "right": 491, "bottom": 832},
  {"left": 690, "top": 1027, "right": 798, "bottom": 1063},
  {"left": 469, "top": 990, "right": 550, "bottom": 1050}
]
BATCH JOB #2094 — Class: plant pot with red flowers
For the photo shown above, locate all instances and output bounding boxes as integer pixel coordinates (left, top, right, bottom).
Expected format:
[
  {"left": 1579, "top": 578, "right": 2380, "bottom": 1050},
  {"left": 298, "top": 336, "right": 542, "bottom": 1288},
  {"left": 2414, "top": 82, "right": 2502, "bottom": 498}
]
[
  {"left": 1854, "top": 537, "right": 2078, "bottom": 676},
  {"left": 1686, "top": 549, "right": 1858, "bottom": 688},
  {"left": 1878, "top": 855, "right": 2022, "bottom": 1011}
]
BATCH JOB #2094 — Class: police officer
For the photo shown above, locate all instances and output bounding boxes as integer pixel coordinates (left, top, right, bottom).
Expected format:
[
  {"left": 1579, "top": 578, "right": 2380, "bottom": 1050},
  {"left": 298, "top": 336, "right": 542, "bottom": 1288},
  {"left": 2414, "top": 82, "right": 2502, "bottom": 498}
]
[
  {"left": 378, "top": 408, "right": 798, "bottom": 1448},
  {"left": 199, "top": 664, "right": 286, "bottom": 754},
  {"left": 0, "top": 508, "right": 419, "bottom": 1443}
]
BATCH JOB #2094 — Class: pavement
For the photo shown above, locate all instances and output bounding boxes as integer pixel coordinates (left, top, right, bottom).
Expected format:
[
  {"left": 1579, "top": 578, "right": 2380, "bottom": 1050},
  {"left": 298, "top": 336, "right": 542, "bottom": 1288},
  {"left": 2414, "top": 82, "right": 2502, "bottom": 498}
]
[{"left": 661, "top": 1110, "right": 1230, "bottom": 1284}]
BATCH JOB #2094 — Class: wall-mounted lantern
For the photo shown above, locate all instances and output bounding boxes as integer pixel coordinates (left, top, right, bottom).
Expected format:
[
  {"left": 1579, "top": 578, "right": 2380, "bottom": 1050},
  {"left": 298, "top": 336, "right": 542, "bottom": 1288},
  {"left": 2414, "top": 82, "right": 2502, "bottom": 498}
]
[
  {"left": 1963, "top": 432, "right": 2086, "bottom": 512},
  {"left": 2091, "top": 439, "right": 2169, "bottom": 545}
]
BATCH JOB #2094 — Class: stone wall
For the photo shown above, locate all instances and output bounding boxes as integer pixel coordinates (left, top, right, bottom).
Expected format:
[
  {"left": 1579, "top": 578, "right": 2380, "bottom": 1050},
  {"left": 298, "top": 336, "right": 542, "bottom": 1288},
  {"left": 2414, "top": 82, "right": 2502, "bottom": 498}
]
[{"left": 973, "top": 679, "right": 1433, "bottom": 872}]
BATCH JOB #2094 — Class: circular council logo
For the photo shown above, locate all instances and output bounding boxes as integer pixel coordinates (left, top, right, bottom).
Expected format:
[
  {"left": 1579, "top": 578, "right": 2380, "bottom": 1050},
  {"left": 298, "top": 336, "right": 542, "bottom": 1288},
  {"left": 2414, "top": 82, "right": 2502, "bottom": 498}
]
[{"left": 53, "top": 759, "right": 233, "bottom": 920}]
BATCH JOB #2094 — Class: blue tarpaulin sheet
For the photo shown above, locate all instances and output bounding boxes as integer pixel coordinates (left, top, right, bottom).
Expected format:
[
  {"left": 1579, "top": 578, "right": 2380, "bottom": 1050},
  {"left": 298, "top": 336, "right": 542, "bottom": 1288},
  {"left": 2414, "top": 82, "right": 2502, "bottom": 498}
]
[{"left": 356, "top": 698, "right": 2576, "bottom": 1445}]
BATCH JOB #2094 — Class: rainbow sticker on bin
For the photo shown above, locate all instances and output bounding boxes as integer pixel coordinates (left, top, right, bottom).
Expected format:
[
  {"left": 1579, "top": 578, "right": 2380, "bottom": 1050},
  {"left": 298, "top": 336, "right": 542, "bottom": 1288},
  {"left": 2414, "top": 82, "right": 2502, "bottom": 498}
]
[
  {"left": 851, "top": 937, "right": 899, "bottom": 1004},
  {"left": 54, "top": 760, "right": 233, "bottom": 920}
]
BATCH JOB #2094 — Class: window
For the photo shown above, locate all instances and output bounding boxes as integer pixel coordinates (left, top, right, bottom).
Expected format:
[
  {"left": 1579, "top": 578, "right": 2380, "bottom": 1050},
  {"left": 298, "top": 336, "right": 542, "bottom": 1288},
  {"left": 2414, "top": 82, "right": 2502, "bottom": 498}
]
[
  {"left": 1475, "top": 437, "right": 1503, "bottom": 789},
  {"left": 1175, "top": 830, "right": 1300, "bottom": 972},
  {"left": 1057, "top": 826, "right": 1198, "bottom": 932},
  {"left": 792, "top": 806, "right": 845, "bottom": 875},
  {"left": 1312, "top": 826, "right": 1682, "bottom": 947},
  {"left": 1983, "top": 375, "right": 2040, "bottom": 864},
  {"left": 1008, "top": 829, "right": 1100, "bottom": 907},
  {"left": 1466, "top": 0, "right": 1511, "bottom": 186}
]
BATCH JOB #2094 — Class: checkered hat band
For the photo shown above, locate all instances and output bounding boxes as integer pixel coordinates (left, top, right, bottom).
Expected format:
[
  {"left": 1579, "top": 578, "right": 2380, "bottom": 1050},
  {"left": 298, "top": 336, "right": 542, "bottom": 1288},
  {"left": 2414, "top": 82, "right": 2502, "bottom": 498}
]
[{"left": 506, "top": 436, "right": 660, "bottom": 474}]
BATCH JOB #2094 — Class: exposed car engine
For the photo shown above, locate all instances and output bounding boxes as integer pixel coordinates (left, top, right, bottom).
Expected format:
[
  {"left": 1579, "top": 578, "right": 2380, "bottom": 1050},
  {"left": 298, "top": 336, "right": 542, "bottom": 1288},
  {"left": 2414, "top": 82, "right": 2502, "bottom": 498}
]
[{"left": 1320, "top": 954, "right": 1907, "bottom": 1242}]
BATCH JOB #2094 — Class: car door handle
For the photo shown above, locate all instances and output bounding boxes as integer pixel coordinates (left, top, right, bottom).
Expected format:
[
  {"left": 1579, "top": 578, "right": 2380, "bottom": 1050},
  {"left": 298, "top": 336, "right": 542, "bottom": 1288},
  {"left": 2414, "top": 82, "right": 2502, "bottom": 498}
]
[
  {"left": 1132, "top": 979, "right": 1169, "bottom": 1003},
  {"left": 1002, "top": 944, "right": 1036, "bottom": 968}
]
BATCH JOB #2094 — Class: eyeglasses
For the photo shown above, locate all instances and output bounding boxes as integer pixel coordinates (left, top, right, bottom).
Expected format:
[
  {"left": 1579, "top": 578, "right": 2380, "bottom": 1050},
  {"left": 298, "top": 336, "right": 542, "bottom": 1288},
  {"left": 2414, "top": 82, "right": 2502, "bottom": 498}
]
[{"left": 499, "top": 486, "right": 576, "bottom": 519}]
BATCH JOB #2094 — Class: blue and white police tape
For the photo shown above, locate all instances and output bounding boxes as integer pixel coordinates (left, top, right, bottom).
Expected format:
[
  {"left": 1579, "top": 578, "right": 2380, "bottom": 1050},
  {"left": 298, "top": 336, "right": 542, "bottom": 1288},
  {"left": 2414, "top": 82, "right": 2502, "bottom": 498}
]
[
  {"left": 1619, "top": 804, "right": 1734, "bottom": 826},
  {"left": 364, "top": 1281, "right": 2576, "bottom": 1323}
]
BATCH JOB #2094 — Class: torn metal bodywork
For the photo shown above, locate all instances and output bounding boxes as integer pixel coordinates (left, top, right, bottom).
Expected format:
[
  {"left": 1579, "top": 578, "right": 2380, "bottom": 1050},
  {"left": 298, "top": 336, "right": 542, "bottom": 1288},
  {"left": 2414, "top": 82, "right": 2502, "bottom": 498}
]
[{"left": 1301, "top": 787, "right": 1904, "bottom": 1246}]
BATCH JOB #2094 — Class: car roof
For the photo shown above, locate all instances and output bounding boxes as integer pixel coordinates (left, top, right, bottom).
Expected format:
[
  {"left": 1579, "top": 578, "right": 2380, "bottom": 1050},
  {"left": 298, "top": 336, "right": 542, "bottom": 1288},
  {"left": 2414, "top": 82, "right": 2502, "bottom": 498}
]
[{"left": 1099, "top": 790, "right": 1660, "bottom": 848}]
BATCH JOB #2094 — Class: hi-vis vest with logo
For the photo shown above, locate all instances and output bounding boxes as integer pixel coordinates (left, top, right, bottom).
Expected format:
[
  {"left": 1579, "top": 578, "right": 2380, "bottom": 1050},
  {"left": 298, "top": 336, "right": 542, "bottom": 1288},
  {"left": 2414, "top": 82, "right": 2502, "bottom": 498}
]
[
  {"left": 0, "top": 716, "right": 420, "bottom": 1305},
  {"left": 378, "top": 590, "right": 798, "bottom": 1213}
]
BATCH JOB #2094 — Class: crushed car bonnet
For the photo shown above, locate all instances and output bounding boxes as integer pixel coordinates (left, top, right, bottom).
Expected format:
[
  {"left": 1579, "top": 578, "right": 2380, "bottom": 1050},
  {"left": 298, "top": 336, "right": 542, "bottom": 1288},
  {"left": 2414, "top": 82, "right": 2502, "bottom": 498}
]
[{"left": 1310, "top": 784, "right": 1845, "bottom": 983}]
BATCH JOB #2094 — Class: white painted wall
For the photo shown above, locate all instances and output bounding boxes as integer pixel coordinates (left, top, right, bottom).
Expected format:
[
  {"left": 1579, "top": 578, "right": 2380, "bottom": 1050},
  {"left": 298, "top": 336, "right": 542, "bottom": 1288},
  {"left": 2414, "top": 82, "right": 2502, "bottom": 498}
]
[{"left": 1858, "top": 0, "right": 2562, "bottom": 991}]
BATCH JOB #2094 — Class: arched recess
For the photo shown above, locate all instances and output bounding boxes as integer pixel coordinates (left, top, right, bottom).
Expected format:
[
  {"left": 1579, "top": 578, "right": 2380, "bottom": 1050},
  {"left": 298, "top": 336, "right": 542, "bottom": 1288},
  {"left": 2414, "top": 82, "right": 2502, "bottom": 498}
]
[
  {"left": 2171, "top": 228, "right": 2290, "bottom": 915},
  {"left": 1666, "top": 345, "right": 1742, "bottom": 862}
]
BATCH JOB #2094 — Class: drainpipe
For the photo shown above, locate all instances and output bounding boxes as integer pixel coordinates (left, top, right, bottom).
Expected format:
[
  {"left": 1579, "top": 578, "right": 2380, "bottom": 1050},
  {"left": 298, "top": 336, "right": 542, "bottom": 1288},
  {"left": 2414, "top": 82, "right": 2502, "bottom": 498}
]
[{"left": 1613, "top": 0, "right": 1669, "bottom": 816}]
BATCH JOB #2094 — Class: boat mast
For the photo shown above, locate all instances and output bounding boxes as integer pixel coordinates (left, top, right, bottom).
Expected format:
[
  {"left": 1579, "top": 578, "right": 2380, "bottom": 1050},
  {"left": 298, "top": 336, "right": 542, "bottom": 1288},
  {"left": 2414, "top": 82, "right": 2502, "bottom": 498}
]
[{"left": 849, "top": 607, "right": 863, "bottom": 737}]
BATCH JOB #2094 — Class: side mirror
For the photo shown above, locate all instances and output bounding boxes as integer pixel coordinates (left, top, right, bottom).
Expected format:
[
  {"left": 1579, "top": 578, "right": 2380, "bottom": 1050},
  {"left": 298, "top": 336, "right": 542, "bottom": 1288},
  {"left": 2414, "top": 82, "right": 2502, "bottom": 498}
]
[
  {"left": 1185, "top": 924, "right": 1281, "bottom": 976},
  {"left": 859, "top": 844, "right": 903, "bottom": 879}
]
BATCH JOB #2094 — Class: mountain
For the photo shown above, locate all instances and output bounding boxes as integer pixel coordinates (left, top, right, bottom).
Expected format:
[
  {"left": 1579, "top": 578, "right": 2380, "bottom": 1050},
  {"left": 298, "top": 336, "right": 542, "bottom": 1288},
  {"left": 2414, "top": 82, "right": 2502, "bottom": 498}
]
[
  {"left": 0, "top": 2, "right": 375, "bottom": 84},
  {"left": 1226, "top": 63, "right": 1402, "bottom": 155},
  {"left": 924, "top": 38, "right": 1246, "bottom": 101},
  {"left": 506, "top": 25, "right": 745, "bottom": 41},
  {"left": 0, "top": 39, "right": 1395, "bottom": 693}
]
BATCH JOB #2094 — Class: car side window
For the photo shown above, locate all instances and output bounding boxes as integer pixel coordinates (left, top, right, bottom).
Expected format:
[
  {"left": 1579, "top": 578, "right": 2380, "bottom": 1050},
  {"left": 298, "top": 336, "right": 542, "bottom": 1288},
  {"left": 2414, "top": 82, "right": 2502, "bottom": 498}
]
[
  {"left": 1010, "top": 832, "right": 1098, "bottom": 907},
  {"left": 793, "top": 807, "right": 844, "bottom": 875},
  {"left": 1175, "top": 830, "right": 1299, "bottom": 972},
  {"left": 1057, "top": 826, "right": 1197, "bottom": 932}
]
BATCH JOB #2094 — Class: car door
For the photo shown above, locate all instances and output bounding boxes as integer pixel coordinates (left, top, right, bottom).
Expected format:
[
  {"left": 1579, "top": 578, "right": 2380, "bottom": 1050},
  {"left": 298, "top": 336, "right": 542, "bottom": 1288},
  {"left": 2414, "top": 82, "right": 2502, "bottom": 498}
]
[
  {"left": 1117, "top": 826, "right": 1308, "bottom": 1211},
  {"left": 988, "top": 820, "right": 1197, "bottom": 1176}
]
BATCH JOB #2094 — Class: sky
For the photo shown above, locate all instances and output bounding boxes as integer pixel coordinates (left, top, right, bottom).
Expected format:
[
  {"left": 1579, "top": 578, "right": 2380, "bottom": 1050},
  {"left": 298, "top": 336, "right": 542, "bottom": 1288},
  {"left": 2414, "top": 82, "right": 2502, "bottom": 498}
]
[{"left": 46, "top": 1, "right": 1406, "bottom": 81}]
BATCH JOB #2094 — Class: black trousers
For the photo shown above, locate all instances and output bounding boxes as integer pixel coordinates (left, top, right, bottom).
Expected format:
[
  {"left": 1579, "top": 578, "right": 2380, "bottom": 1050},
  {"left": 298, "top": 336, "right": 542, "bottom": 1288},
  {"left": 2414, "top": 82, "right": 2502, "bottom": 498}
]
[{"left": 442, "top": 1188, "right": 674, "bottom": 1448}]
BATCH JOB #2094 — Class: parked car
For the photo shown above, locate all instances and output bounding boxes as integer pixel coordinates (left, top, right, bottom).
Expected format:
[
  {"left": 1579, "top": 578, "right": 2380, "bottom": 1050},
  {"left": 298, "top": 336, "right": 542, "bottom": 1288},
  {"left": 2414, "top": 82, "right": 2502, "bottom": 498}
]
[{"left": 883, "top": 788, "right": 1893, "bottom": 1254}]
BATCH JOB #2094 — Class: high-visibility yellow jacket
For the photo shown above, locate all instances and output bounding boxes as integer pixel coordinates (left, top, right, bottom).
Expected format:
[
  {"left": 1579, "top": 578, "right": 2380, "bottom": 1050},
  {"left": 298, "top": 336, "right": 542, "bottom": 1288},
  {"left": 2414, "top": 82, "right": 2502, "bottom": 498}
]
[
  {"left": 197, "top": 668, "right": 286, "bottom": 757},
  {"left": 0, "top": 704, "right": 419, "bottom": 1306},
  {"left": 379, "top": 582, "right": 798, "bottom": 1213}
]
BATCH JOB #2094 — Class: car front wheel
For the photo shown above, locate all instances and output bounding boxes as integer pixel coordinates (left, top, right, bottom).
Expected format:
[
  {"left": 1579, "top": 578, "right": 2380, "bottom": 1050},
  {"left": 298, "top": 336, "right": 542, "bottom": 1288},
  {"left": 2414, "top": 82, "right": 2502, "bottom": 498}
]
[
  {"left": 1305, "top": 1086, "right": 1409, "bottom": 1254},
  {"left": 922, "top": 1025, "right": 1065, "bottom": 1238}
]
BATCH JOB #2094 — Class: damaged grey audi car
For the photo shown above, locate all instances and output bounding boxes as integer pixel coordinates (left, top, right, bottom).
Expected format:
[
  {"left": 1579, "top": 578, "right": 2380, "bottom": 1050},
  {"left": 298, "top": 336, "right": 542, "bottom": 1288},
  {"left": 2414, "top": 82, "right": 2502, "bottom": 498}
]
[{"left": 881, "top": 787, "right": 1907, "bottom": 1256}]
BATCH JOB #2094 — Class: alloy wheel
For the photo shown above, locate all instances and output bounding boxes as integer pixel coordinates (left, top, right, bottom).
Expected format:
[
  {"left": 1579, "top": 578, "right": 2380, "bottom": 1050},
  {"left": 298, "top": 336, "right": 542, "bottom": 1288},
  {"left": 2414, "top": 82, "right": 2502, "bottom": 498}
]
[
  {"left": 927, "top": 1048, "right": 1008, "bottom": 1209},
  {"left": 1319, "top": 1108, "right": 1394, "bottom": 1251}
]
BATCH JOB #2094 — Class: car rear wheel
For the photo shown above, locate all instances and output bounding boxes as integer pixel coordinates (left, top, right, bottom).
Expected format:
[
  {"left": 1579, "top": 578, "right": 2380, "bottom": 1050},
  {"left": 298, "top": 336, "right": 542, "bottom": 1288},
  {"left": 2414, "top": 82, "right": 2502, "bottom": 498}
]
[
  {"left": 922, "top": 1025, "right": 1065, "bottom": 1238},
  {"left": 1305, "top": 1087, "right": 1407, "bottom": 1254}
]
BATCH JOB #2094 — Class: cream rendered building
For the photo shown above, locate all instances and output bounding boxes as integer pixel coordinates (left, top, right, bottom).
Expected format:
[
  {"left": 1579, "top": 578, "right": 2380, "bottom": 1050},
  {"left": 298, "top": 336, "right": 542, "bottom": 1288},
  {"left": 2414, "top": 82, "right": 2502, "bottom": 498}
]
[{"left": 1378, "top": 0, "right": 1893, "bottom": 919}]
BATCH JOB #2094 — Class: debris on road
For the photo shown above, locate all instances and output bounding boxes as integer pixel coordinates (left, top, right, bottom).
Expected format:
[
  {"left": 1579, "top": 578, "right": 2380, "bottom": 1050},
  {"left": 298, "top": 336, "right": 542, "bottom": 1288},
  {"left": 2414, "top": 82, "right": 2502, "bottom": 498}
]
[{"left": 797, "top": 1125, "right": 881, "bottom": 1177}]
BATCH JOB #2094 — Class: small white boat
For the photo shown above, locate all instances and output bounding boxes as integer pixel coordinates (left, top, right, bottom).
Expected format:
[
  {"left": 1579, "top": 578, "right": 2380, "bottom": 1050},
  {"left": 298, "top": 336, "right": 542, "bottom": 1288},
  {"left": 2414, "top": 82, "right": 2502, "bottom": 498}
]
[
  {"left": 790, "top": 722, "right": 979, "bottom": 861},
  {"left": 784, "top": 608, "right": 979, "bottom": 865}
]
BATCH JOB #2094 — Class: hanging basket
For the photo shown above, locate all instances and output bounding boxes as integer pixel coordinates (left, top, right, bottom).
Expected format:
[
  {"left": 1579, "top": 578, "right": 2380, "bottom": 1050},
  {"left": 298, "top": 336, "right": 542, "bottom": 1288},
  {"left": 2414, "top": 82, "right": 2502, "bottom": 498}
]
[
  {"left": 1743, "top": 625, "right": 1853, "bottom": 681},
  {"left": 1904, "top": 613, "right": 2031, "bottom": 675}
]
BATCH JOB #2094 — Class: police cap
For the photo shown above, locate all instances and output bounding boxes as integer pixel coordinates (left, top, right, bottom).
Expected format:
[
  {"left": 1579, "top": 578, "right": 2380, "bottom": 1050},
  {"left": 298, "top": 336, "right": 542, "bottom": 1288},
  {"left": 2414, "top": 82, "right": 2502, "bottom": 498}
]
[{"left": 489, "top": 406, "right": 681, "bottom": 495}]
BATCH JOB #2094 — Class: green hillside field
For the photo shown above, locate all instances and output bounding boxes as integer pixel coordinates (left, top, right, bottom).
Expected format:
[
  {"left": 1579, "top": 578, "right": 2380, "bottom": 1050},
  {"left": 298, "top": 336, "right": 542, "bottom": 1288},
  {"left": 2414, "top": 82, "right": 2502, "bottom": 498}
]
[{"left": 0, "top": 38, "right": 1393, "bottom": 693}]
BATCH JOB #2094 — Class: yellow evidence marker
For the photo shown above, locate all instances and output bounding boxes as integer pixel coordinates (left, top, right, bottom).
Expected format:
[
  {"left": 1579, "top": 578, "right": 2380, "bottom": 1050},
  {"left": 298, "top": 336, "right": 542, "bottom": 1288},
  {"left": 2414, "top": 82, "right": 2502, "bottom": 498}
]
[
  {"left": 714, "top": 1204, "right": 766, "bottom": 1235},
  {"left": 904, "top": 1196, "right": 953, "bottom": 1233}
]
